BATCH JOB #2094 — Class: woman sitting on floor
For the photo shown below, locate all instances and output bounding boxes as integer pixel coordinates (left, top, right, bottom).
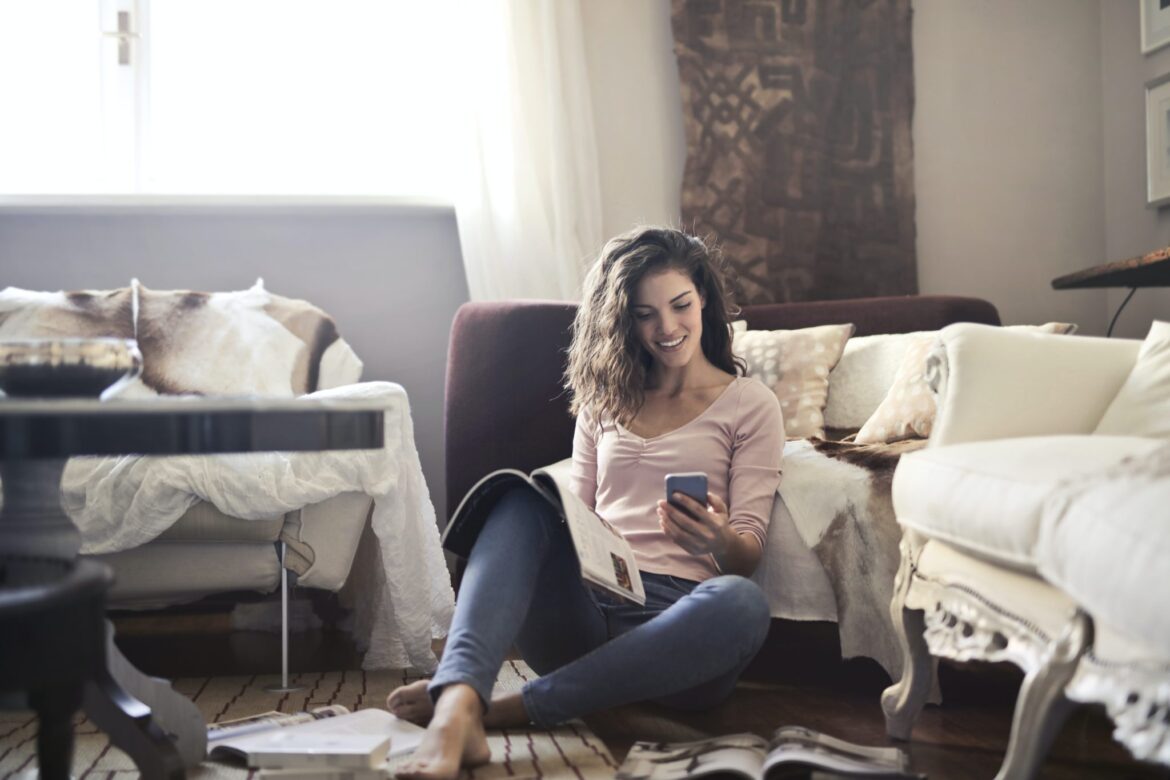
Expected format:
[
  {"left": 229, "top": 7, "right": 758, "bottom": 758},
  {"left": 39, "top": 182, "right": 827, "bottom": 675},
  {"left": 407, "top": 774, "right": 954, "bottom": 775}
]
[{"left": 391, "top": 226, "right": 784, "bottom": 780}]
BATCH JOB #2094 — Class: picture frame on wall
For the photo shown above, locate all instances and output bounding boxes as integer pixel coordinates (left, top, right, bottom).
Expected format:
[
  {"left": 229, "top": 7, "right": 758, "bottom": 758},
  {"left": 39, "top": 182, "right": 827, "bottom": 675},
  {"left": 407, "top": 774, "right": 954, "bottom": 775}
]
[
  {"left": 1145, "top": 73, "right": 1170, "bottom": 207},
  {"left": 1142, "top": 0, "right": 1170, "bottom": 54}
]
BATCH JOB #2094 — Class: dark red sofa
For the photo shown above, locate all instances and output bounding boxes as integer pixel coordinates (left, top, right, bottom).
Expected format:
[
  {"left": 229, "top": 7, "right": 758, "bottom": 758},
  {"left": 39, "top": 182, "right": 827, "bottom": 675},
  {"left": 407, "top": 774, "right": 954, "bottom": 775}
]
[{"left": 444, "top": 295, "right": 1001, "bottom": 522}]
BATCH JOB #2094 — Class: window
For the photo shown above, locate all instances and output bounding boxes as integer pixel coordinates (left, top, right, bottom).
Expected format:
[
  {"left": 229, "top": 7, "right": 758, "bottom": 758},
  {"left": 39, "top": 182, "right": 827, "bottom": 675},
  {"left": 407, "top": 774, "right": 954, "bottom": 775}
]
[{"left": 0, "top": 0, "right": 461, "bottom": 199}]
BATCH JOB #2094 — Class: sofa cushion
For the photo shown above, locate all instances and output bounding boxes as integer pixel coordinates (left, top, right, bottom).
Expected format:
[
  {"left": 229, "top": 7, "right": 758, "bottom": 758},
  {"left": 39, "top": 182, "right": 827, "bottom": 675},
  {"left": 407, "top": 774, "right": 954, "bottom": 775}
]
[
  {"left": 731, "top": 321, "right": 854, "bottom": 439},
  {"left": 855, "top": 323, "right": 1077, "bottom": 445},
  {"left": 893, "top": 435, "right": 1161, "bottom": 571},
  {"left": 281, "top": 492, "right": 373, "bottom": 589},
  {"left": 1038, "top": 442, "right": 1170, "bottom": 650},
  {"left": 854, "top": 333, "right": 940, "bottom": 443},
  {"left": 824, "top": 331, "right": 924, "bottom": 432},
  {"left": 1094, "top": 320, "right": 1170, "bottom": 438},
  {"left": 156, "top": 500, "right": 284, "bottom": 543},
  {"left": 93, "top": 542, "right": 280, "bottom": 607}
]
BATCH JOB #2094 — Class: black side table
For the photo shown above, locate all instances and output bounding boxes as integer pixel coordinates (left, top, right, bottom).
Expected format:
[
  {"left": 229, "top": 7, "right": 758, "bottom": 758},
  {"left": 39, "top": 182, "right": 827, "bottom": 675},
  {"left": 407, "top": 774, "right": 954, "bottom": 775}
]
[
  {"left": 1052, "top": 246, "right": 1170, "bottom": 336},
  {"left": 0, "top": 396, "right": 383, "bottom": 779}
]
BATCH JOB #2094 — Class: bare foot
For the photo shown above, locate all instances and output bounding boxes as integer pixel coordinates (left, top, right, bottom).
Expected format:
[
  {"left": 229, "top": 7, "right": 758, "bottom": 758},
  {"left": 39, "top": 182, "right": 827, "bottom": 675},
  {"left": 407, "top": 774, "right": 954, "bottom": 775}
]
[
  {"left": 388, "top": 680, "right": 531, "bottom": 730},
  {"left": 395, "top": 684, "right": 490, "bottom": 780},
  {"left": 387, "top": 679, "right": 436, "bottom": 725}
]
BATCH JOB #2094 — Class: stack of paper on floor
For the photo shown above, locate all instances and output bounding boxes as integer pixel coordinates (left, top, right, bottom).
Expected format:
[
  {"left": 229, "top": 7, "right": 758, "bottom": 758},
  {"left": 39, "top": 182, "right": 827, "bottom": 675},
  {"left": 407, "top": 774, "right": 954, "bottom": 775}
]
[{"left": 208, "top": 706, "right": 424, "bottom": 776}]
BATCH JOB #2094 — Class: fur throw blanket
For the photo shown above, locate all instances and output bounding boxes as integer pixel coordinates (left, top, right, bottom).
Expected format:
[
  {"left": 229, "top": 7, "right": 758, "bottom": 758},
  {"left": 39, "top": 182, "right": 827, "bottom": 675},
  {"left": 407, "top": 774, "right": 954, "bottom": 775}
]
[
  {"left": 0, "top": 280, "right": 362, "bottom": 397},
  {"left": 779, "top": 437, "right": 927, "bottom": 687}
]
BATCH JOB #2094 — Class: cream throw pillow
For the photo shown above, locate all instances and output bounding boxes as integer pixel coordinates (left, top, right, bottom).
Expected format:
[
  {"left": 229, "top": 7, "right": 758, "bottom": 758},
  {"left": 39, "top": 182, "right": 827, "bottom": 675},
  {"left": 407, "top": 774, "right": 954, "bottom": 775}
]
[
  {"left": 1094, "top": 320, "right": 1170, "bottom": 438},
  {"left": 823, "top": 332, "right": 925, "bottom": 430},
  {"left": 855, "top": 322, "right": 1078, "bottom": 444},
  {"left": 732, "top": 321, "right": 854, "bottom": 439}
]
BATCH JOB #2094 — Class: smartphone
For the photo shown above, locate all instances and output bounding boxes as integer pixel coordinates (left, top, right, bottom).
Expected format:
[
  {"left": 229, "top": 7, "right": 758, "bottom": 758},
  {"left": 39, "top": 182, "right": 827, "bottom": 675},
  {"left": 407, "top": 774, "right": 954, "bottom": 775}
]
[{"left": 665, "top": 472, "right": 708, "bottom": 514}]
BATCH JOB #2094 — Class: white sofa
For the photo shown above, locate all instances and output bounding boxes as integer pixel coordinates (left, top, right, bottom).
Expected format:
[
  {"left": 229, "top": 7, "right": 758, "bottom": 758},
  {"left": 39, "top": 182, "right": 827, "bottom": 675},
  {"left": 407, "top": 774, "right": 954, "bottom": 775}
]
[{"left": 881, "top": 323, "right": 1170, "bottom": 778}]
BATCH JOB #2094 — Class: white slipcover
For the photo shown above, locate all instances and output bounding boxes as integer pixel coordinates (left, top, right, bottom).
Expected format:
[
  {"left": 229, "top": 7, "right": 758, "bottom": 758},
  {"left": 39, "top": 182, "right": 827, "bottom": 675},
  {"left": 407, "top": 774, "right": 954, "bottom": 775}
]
[
  {"left": 1038, "top": 443, "right": 1170, "bottom": 651},
  {"left": 893, "top": 435, "right": 1161, "bottom": 571}
]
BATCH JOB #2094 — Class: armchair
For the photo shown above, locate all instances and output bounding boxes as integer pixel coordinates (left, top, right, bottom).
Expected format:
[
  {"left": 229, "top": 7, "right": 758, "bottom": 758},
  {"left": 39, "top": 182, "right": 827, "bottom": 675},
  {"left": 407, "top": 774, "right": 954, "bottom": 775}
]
[
  {"left": 881, "top": 323, "right": 1170, "bottom": 778},
  {"left": 0, "top": 281, "right": 454, "bottom": 673}
]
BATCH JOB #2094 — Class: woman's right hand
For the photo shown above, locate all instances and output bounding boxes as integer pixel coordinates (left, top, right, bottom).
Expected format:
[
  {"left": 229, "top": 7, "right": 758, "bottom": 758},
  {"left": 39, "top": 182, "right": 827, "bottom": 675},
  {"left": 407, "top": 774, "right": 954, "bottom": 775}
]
[{"left": 656, "top": 492, "right": 733, "bottom": 558}]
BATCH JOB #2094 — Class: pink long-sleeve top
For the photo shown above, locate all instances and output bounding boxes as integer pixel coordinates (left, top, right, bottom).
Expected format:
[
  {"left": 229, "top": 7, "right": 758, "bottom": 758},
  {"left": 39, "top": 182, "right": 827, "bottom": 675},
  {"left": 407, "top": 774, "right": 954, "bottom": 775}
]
[{"left": 569, "top": 376, "right": 784, "bottom": 583}]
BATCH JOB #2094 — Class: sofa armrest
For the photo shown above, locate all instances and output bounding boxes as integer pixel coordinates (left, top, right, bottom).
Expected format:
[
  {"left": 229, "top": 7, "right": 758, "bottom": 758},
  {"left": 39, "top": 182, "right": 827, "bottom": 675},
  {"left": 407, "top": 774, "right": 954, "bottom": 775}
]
[
  {"left": 931, "top": 323, "right": 1140, "bottom": 447},
  {"left": 282, "top": 492, "right": 374, "bottom": 591},
  {"left": 445, "top": 301, "right": 578, "bottom": 521}
]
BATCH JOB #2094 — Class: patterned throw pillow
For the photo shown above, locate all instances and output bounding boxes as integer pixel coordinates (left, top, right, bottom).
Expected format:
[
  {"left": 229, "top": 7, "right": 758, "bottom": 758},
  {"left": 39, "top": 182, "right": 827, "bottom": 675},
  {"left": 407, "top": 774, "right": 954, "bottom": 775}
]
[
  {"left": 855, "top": 322, "right": 1078, "bottom": 444},
  {"left": 732, "top": 321, "right": 855, "bottom": 439}
]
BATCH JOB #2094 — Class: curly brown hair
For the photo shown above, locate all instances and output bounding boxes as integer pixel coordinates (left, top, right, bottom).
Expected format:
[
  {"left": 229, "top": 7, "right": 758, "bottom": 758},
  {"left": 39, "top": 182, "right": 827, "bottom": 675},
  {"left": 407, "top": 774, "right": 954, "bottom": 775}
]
[{"left": 564, "top": 227, "right": 744, "bottom": 425}]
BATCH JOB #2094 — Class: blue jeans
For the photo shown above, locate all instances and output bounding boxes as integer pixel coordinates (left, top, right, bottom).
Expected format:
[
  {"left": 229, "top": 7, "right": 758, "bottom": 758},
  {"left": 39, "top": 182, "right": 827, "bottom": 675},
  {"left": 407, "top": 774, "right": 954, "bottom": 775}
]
[{"left": 429, "top": 485, "right": 772, "bottom": 727}]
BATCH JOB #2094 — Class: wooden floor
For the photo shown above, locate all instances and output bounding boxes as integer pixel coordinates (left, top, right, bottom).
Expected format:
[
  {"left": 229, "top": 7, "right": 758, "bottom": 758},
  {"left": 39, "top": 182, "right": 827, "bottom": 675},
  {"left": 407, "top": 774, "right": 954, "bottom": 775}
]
[{"left": 114, "top": 611, "right": 1170, "bottom": 779}]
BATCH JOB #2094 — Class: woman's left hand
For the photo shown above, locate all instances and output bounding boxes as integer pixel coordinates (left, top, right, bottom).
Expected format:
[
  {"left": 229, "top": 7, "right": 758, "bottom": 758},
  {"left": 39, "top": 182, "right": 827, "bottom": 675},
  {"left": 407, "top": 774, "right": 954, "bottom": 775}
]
[{"left": 656, "top": 492, "right": 733, "bottom": 557}]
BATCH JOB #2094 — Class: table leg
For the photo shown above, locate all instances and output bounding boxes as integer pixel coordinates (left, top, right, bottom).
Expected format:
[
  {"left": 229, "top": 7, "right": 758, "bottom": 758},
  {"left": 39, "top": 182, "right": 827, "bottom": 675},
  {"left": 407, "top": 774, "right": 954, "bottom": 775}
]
[
  {"left": 83, "top": 671, "right": 185, "bottom": 780},
  {"left": 99, "top": 619, "right": 208, "bottom": 768},
  {"left": 0, "top": 459, "right": 207, "bottom": 775},
  {"left": 28, "top": 685, "right": 81, "bottom": 780}
]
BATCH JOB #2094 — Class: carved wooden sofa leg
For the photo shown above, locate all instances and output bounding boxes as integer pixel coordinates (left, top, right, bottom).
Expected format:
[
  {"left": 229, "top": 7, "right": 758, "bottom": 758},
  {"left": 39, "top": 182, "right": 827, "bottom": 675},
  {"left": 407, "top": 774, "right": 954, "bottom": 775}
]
[
  {"left": 882, "top": 533, "right": 934, "bottom": 741},
  {"left": 994, "top": 611, "right": 1093, "bottom": 780}
]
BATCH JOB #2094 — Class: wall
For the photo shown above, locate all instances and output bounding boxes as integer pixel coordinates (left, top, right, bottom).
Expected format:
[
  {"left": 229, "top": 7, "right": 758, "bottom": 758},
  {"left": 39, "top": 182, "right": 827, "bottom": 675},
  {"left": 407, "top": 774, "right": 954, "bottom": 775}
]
[
  {"left": 1101, "top": 2, "right": 1170, "bottom": 339},
  {"left": 0, "top": 206, "right": 469, "bottom": 520},
  {"left": 580, "top": 0, "right": 686, "bottom": 240},
  {"left": 582, "top": 0, "right": 1110, "bottom": 333},
  {"left": 911, "top": 0, "right": 1105, "bottom": 331}
]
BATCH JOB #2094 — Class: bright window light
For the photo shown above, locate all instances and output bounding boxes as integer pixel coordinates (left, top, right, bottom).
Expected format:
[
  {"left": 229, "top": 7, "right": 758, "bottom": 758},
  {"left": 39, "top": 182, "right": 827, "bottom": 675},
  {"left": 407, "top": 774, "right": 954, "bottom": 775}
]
[
  {"left": 0, "top": 1, "right": 106, "bottom": 194},
  {"left": 0, "top": 0, "right": 461, "bottom": 199}
]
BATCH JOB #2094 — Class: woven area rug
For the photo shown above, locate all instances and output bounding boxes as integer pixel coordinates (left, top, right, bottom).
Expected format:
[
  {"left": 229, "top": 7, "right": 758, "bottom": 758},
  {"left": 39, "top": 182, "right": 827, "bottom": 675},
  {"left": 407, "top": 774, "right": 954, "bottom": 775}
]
[{"left": 0, "top": 660, "right": 618, "bottom": 778}]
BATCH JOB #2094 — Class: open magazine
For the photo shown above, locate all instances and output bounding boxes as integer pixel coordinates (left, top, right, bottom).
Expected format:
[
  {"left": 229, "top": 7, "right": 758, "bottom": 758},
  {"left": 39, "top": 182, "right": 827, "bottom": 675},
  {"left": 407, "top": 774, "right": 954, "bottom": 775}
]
[
  {"left": 443, "top": 459, "right": 646, "bottom": 605},
  {"left": 207, "top": 706, "right": 424, "bottom": 770},
  {"left": 616, "top": 727, "right": 922, "bottom": 779}
]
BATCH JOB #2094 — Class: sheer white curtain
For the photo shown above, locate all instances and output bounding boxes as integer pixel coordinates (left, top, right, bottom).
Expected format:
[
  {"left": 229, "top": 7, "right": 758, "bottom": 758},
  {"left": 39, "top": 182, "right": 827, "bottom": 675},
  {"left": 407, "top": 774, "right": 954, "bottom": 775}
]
[{"left": 452, "top": 0, "right": 604, "bottom": 302}]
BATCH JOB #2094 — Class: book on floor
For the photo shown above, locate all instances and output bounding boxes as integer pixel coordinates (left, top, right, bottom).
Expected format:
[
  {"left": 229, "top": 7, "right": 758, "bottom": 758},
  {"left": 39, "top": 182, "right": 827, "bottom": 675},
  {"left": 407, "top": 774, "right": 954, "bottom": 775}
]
[
  {"left": 258, "top": 767, "right": 389, "bottom": 779},
  {"left": 207, "top": 704, "right": 349, "bottom": 741},
  {"left": 207, "top": 706, "right": 424, "bottom": 770},
  {"left": 444, "top": 459, "right": 646, "bottom": 605},
  {"left": 615, "top": 727, "right": 923, "bottom": 779}
]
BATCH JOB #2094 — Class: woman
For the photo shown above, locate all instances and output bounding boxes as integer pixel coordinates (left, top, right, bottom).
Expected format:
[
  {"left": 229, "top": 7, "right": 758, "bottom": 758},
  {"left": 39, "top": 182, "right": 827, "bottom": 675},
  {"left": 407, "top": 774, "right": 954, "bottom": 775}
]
[{"left": 393, "top": 227, "right": 784, "bottom": 780}]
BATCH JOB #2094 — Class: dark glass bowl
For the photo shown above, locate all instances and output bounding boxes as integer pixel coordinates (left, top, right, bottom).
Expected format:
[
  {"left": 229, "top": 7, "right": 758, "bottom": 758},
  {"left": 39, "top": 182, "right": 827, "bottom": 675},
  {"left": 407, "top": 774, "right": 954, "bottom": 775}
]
[{"left": 0, "top": 339, "right": 143, "bottom": 399}]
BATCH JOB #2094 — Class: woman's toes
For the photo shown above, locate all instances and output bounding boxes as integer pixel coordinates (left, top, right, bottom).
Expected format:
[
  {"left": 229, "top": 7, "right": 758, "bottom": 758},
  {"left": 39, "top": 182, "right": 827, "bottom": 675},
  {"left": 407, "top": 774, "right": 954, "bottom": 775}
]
[{"left": 387, "top": 679, "right": 434, "bottom": 720}]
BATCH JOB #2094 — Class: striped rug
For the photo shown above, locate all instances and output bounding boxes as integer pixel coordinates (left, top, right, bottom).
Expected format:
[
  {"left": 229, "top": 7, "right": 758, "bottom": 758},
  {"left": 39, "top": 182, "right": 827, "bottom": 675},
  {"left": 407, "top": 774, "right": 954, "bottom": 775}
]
[{"left": 0, "top": 660, "right": 618, "bottom": 778}]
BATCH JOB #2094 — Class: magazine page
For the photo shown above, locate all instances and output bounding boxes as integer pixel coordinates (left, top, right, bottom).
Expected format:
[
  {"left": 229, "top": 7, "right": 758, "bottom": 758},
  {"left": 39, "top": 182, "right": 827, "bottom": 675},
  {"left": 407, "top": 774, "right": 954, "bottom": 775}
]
[
  {"left": 442, "top": 469, "right": 531, "bottom": 558},
  {"left": 761, "top": 726, "right": 917, "bottom": 778},
  {"left": 616, "top": 735, "right": 768, "bottom": 780},
  {"left": 208, "top": 705, "right": 350, "bottom": 741},
  {"left": 535, "top": 461, "right": 646, "bottom": 605}
]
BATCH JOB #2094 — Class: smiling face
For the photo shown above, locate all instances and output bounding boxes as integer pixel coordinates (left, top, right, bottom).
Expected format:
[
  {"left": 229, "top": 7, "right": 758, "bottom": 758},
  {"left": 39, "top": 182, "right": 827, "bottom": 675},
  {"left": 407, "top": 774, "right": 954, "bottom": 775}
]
[{"left": 630, "top": 268, "right": 707, "bottom": 372}]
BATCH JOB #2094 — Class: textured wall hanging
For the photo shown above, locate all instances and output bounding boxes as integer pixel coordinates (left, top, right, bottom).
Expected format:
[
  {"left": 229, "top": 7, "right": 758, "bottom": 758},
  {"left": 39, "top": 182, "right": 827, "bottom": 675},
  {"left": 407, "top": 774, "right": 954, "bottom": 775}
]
[{"left": 672, "top": 0, "right": 917, "bottom": 304}]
